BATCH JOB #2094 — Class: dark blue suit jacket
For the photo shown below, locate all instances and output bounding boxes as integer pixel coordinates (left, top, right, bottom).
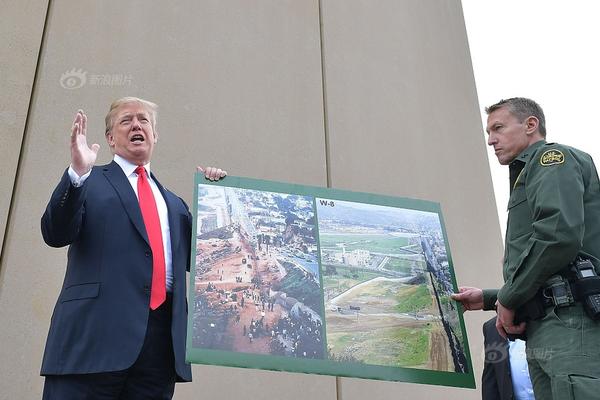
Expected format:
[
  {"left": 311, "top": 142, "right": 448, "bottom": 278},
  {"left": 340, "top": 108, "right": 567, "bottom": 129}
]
[
  {"left": 40, "top": 161, "right": 192, "bottom": 381},
  {"left": 482, "top": 317, "right": 513, "bottom": 400}
]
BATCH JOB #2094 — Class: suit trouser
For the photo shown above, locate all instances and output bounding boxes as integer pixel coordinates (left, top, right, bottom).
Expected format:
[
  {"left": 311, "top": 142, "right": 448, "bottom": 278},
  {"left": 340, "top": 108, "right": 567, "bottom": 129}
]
[
  {"left": 526, "top": 302, "right": 600, "bottom": 399},
  {"left": 42, "top": 295, "right": 176, "bottom": 400}
]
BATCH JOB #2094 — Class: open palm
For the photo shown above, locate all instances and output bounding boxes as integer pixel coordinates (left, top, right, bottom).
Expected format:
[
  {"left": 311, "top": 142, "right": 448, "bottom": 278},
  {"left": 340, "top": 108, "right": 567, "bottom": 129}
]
[{"left": 70, "top": 109, "right": 100, "bottom": 176}]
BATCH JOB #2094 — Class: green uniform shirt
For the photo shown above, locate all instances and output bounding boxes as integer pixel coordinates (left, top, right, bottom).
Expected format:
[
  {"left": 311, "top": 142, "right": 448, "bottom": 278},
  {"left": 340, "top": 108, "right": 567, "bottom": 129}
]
[{"left": 483, "top": 140, "right": 600, "bottom": 310}]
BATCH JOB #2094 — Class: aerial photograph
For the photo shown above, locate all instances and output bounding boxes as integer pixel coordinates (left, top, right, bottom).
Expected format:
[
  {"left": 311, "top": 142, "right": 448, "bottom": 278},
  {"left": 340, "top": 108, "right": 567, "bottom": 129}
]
[
  {"left": 316, "top": 198, "right": 468, "bottom": 373},
  {"left": 191, "top": 185, "right": 326, "bottom": 359}
]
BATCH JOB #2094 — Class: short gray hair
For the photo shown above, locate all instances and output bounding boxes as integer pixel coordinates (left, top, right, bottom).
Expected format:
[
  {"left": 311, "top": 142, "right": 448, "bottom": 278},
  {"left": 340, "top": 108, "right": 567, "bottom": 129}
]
[{"left": 485, "top": 97, "right": 546, "bottom": 137}]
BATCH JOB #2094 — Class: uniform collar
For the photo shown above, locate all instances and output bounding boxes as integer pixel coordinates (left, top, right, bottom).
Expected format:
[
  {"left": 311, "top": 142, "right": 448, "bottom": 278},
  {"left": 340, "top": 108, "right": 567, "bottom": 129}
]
[
  {"left": 512, "top": 140, "right": 546, "bottom": 164},
  {"left": 508, "top": 140, "right": 545, "bottom": 194}
]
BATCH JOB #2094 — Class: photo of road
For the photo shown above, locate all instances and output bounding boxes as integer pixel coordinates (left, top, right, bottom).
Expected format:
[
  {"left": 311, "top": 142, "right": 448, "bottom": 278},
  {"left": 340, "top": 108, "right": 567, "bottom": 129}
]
[
  {"left": 192, "top": 185, "right": 326, "bottom": 359},
  {"left": 317, "top": 199, "right": 468, "bottom": 372}
]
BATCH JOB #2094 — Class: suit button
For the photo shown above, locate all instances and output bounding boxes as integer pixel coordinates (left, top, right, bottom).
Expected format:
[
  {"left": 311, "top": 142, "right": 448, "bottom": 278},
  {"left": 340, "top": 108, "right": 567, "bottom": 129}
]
[
  {"left": 145, "top": 251, "right": 150, "bottom": 257},
  {"left": 143, "top": 284, "right": 150, "bottom": 293}
]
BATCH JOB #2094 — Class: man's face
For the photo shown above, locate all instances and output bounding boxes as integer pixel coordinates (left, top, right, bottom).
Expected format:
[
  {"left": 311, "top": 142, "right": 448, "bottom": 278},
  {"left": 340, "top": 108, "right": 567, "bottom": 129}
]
[
  {"left": 486, "top": 106, "right": 532, "bottom": 165},
  {"left": 106, "top": 102, "right": 157, "bottom": 165}
]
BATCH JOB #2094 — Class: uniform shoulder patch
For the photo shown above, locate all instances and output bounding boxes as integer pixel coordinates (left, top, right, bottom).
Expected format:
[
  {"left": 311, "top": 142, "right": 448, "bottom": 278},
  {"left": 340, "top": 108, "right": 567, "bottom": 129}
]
[{"left": 540, "top": 149, "right": 565, "bottom": 166}]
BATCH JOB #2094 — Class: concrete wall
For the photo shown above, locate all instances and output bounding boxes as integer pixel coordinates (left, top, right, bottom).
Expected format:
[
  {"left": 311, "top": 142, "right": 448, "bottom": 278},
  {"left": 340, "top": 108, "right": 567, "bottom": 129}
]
[
  {"left": 0, "top": 1, "right": 504, "bottom": 399},
  {"left": 0, "top": 0, "right": 49, "bottom": 259}
]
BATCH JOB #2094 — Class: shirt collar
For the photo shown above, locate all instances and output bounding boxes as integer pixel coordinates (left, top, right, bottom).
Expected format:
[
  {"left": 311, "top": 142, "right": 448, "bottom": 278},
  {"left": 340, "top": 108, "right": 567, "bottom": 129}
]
[
  {"left": 512, "top": 139, "right": 546, "bottom": 164},
  {"left": 114, "top": 154, "right": 151, "bottom": 177}
]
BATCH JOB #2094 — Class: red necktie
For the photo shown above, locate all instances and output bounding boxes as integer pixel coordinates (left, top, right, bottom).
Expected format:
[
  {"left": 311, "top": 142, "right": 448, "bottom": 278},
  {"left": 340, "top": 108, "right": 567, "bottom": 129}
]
[{"left": 135, "top": 166, "right": 166, "bottom": 310}]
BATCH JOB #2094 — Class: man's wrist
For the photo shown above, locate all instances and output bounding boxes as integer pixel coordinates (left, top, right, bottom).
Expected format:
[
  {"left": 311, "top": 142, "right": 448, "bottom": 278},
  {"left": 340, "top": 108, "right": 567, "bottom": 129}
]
[
  {"left": 496, "top": 286, "right": 520, "bottom": 310},
  {"left": 68, "top": 165, "right": 91, "bottom": 187},
  {"left": 482, "top": 289, "right": 499, "bottom": 311}
]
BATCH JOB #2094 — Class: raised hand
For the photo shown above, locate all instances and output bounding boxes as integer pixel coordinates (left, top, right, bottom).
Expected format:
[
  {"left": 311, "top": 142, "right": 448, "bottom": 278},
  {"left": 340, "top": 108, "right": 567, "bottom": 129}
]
[
  {"left": 198, "top": 166, "right": 227, "bottom": 181},
  {"left": 70, "top": 109, "right": 100, "bottom": 176}
]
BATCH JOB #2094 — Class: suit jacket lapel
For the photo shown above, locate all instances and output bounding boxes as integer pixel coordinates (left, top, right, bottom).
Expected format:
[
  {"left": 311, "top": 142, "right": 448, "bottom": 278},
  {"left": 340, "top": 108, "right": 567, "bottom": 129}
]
[
  {"left": 152, "top": 172, "right": 180, "bottom": 250},
  {"left": 102, "top": 161, "right": 149, "bottom": 245}
]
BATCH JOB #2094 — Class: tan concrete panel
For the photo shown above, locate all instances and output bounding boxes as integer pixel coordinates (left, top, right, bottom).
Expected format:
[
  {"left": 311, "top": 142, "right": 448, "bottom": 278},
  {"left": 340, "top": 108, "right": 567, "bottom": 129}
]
[
  {"left": 321, "top": 1, "right": 503, "bottom": 398},
  {"left": 175, "top": 365, "right": 336, "bottom": 399},
  {"left": 0, "top": 1, "right": 332, "bottom": 399},
  {"left": 0, "top": 0, "right": 48, "bottom": 258}
]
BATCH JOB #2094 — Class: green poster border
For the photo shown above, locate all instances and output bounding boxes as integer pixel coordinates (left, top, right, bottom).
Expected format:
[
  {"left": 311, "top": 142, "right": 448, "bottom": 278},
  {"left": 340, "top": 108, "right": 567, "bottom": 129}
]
[{"left": 187, "top": 174, "right": 475, "bottom": 389}]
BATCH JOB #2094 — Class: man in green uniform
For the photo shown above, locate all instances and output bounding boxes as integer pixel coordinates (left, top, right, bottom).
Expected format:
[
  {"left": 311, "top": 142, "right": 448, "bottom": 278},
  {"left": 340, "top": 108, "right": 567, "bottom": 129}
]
[{"left": 452, "top": 97, "right": 600, "bottom": 399}]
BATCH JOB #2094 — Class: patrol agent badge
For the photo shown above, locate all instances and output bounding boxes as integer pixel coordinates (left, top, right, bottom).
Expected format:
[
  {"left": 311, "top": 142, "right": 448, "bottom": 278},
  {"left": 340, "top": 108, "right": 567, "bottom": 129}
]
[{"left": 540, "top": 149, "right": 565, "bottom": 166}]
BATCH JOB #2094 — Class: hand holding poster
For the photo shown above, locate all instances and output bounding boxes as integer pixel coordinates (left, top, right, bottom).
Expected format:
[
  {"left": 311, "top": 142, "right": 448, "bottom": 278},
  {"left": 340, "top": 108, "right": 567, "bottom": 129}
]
[{"left": 187, "top": 175, "right": 474, "bottom": 388}]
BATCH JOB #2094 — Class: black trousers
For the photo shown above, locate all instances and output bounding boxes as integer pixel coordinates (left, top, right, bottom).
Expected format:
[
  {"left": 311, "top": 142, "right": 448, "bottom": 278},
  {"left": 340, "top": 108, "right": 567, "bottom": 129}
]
[{"left": 43, "top": 295, "right": 176, "bottom": 400}]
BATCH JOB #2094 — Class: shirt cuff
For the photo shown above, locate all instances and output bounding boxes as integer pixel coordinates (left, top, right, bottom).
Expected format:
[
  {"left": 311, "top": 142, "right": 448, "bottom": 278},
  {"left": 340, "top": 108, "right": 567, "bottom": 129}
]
[
  {"left": 482, "top": 289, "right": 499, "bottom": 311},
  {"left": 68, "top": 165, "right": 91, "bottom": 187},
  {"left": 496, "top": 285, "right": 521, "bottom": 310}
]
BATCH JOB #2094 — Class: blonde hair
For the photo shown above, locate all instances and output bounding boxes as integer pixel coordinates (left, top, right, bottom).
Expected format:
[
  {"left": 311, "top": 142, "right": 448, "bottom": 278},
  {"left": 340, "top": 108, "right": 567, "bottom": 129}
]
[{"left": 104, "top": 96, "right": 158, "bottom": 134}]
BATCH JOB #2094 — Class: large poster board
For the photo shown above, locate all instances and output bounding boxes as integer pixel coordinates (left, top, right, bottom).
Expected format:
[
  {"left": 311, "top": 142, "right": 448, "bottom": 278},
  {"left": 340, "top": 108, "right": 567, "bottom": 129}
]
[{"left": 186, "top": 175, "right": 475, "bottom": 388}]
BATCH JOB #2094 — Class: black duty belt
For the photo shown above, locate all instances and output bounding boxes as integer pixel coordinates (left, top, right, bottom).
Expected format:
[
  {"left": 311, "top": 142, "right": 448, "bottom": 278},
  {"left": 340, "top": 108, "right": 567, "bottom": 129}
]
[{"left": 508, "top": 258, "right": 600, "bottom": 341}]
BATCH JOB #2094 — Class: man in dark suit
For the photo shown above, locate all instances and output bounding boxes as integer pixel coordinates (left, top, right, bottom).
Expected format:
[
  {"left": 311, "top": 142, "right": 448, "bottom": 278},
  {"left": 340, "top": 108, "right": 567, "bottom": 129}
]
[
  {"left": 482, "top": 317, "right": 513, "bottom": 400},
  {"left": 483, "top": 316, "right": 535, "bottom": 400},
  {"left": 40, "top": 97, "right": 226, "bottom": 399}
]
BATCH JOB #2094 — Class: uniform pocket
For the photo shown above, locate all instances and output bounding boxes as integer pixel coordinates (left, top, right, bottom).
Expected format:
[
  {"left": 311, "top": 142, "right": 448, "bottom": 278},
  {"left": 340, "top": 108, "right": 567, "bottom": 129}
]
[
  {"left": 507, "top": 188, "right": 533, "bottom": 239},
  {"left": 547, "top": 305, "right": 583, "bottom": 330},
  {"left": 568, "top": 373, "right": 600, "bottom": 399}
]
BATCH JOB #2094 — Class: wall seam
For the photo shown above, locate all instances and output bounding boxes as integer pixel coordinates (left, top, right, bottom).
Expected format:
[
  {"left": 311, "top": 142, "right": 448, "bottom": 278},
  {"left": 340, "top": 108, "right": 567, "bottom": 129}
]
[
  {"left": 318, "top": 3, "right": 341, "bottom": 399},
  {"left": 0, "top": 0, "right": 52, "bottom": 277},
  {"left": 318, "top": 0, "right": 332, "bottom": 189}
]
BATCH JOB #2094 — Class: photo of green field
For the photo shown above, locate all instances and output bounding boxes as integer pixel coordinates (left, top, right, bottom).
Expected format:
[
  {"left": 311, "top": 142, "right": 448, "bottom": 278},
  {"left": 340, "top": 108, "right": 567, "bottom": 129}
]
[{"left": 317, "top": 199, "right": 468, "bottom": 372}]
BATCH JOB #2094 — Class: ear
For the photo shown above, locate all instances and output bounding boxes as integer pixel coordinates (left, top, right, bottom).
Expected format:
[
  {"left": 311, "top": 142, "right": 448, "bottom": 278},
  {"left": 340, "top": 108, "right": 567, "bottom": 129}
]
[
  {"left": 106, "top": 132, "right": 115, "bottom": 147},
  {"left": 525, "top": 116, "right": 539, "bottom": 135},
  {"left": 153, "top": 130, "right": 159, "bottom": 143}
]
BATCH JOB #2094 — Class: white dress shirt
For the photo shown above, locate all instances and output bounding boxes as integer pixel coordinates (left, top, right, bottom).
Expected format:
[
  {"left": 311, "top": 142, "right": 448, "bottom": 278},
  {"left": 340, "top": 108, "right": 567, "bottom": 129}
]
[
  {"left": 68, "top": 155, "right": 173, "bottom": 291},
  {"left": 509, "top": 339, "right": 535, "bottom": 400}
]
